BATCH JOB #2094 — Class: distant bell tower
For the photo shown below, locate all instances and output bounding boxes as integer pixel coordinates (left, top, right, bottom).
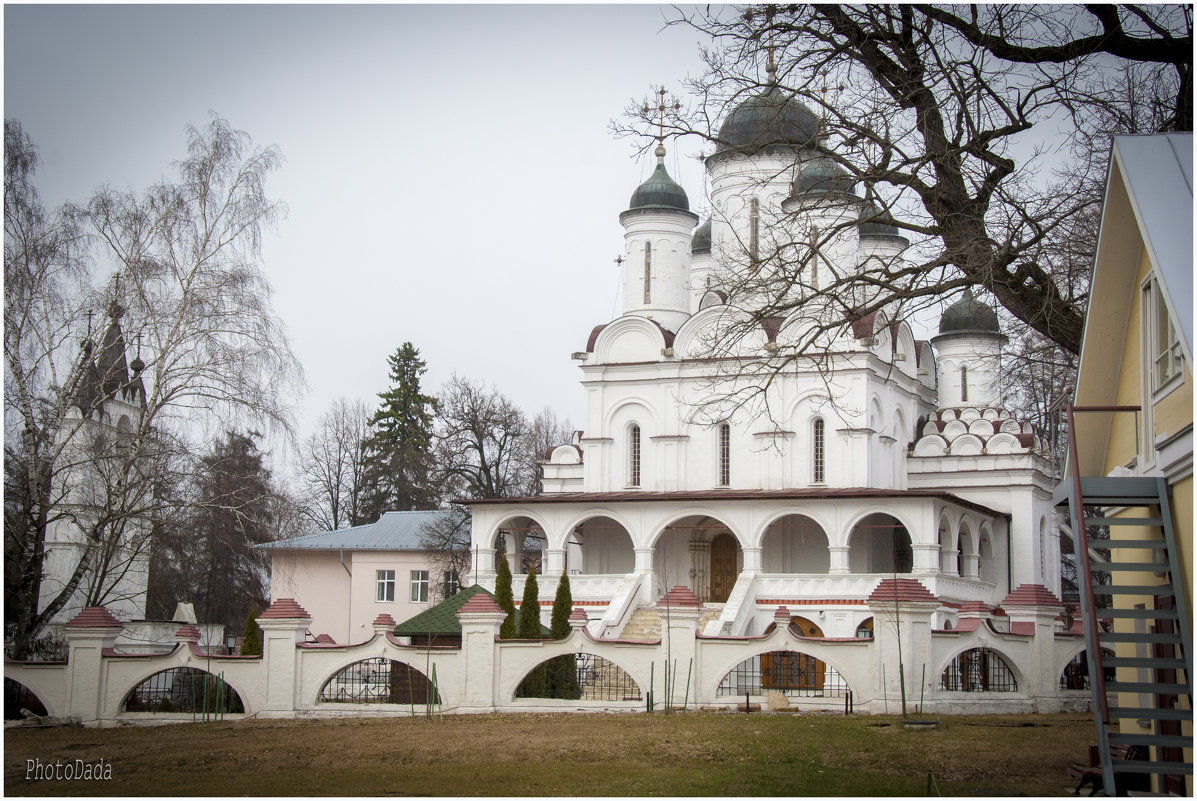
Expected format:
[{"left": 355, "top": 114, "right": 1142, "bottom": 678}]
[
  {"left": 618, "top": 88, "right": 697, "bottom": 333},
  {"left": 931, "top": 289, "right": 1007, "bottom": 408}
]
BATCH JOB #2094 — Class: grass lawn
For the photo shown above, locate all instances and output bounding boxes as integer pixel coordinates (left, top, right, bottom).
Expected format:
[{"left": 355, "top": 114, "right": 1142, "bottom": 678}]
[{"left": 4, "top": 711, "right": 1095, "bottom": 796}]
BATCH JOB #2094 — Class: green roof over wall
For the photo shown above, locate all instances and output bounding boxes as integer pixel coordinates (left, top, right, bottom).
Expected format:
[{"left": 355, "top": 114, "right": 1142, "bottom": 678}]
[{"left": 394, "top": 584, "right": 549, "bottom": 637}]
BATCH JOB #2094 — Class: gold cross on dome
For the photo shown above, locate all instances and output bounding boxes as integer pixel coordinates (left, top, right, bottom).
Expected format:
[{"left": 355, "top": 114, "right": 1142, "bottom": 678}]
[{"left": 643, "top": 87, "right": 680, "bottom": 147}]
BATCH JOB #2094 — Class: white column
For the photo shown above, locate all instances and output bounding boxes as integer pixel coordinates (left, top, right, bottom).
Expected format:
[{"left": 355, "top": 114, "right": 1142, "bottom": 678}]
[{"left": 828, "top": 545, "right": 850, "bottom": 575}]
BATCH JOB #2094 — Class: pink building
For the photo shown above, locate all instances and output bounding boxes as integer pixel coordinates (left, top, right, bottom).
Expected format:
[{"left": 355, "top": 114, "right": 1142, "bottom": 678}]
[{"left": 259, "top": 510, "right": 469, "bottom": 644}]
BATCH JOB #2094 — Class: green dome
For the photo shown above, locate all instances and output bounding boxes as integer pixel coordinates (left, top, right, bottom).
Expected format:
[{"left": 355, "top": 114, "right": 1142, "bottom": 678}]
[
  {"left": 939, "top": 289, "right": 1001, "bottom": 334},
  {"left": 714, "top": 86, "right": 820, "bottom": 157},
  {"left": 858, "top": 199, "right": 900, "bottom": 237},
  {"left": 793, "top": 154, "right": 855, "bottom": 195},
  {"left": 628, "top": 162, "right": 690, "bottom": 212},
  {"left": 691, "top": 219, "right": 712, "bottom": 253}
]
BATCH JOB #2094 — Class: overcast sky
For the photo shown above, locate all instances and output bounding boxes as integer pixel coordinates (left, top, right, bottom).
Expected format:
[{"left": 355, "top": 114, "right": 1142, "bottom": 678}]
[{"left": 5, "top": 4, "right": 714, "bottom": 454}]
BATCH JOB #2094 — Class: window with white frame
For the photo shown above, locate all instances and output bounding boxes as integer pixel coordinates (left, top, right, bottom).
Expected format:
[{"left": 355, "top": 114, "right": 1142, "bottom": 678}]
[
  {"left": 410, "top": 570, "right": 429, "bottom": 603},
  {"left": 718, "top": 423, "right": 731, "bottom": 486},
  {"left": 375, "top": 570, "right": 395, "bottom": 602},
  {"left": 960, "top": 364, "right": 969, "bottom": 402},
  {"left": 812, "top": 418, "right": 825, "bottom": 483},
  {"left": 1144, "top": 275, "right": 1183, "bottom": 392},
  {"left": 628, "top": 424, "right": 641, "bottom": 487},
  {"left": 643, "top": 241, "right": 652, "bottom": 304},
  {"left": 443, "top": 570, "right": 460, "bottom": 598}
]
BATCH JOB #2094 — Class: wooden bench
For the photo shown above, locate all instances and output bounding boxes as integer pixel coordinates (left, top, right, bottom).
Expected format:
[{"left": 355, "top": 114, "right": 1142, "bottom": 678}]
[{"left": 1068, "top": 744, "right": 1147, "bottom": 796}]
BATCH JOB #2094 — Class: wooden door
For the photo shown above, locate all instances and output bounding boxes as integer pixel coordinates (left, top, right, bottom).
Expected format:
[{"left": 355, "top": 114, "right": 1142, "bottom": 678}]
[
  {"left": 709, "top": 532, "right": 738, "bottom": 603},
  {"left": 761, "top": 617, "right": 826, "bottom": 691}
]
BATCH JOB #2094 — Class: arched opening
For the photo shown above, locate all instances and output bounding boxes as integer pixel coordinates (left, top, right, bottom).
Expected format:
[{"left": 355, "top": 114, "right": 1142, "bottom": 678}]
[
  {"left": 5, "top": 678, "right": 48, "bottom": 719},
  {"left": 1060, "top": 649, "right": 1116, "bottom": 690},
  {"left": 319, "top": 658, "right": 439, "bottom": 705},
  {"left": 515, "top": 653, "right": 640, "bottom": 702},
  {"left": 855, "top": 617, "right": 874, "bottom": 639},
  {"left": 718, "top": 651, "right": 850, "bottom": 698},
  {"left": 940, "top": 648, "right": 1017, "bottom": 692},
  {"left": 654, "top": 516, "right": 740, "bottom": 603},
  {"left": 978, "top": 532, "right": 996, "bottom": 584},
  {"left": 494, "top": 516, "right": 545, "bottom": 575},
  {"left": 848, "top": 513, "right": 912, "bottom": 574},
  {"left": 761, "top": 514, "right": 829, "bottom": 573},
  {"left": 122, "top": 667, "right": 244, "bottom": 713},
  {"left": 573, "top": 516, "right": 634, "bottom": 576},
  {"left": 937, "top": 517, "right": 956, "bottom": 574}
]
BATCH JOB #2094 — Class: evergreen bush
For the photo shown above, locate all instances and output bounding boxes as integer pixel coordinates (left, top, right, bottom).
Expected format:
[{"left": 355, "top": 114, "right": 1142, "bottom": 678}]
[
  {"left": 518, "top": 565, "right": 541, "bottom": 639},
  {"left": 495, "top": 558, "right": 516, "bottom": 640},
  {"left": 241, "top": 603, "right": 262, "bottom": 656},
  {"left": 547, "top": 574, "right": 581, "bottom": 699}
]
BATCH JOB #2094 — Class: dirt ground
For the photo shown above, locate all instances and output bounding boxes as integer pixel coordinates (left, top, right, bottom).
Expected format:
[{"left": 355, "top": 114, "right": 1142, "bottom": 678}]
[{"left": 4, "top": 711, "right": 1095, "bottom": 796}]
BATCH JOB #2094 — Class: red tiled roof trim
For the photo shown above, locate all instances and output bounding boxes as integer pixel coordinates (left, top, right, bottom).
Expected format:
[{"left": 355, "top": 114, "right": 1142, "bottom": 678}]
[
  {"left": 458, "top": 594, "right": 505, "bottom": 615},
  {"left": 1009, "top": 622, "right": 1036, "bottom": 636},
  {"left": 658, "top": 585, "right": 702, "bottom": 608},
  {"left": 570, "top": 607, "right": 588, "bottom": 621},
  {"left": 175, "top": 624, "right": 202, "bottom": 640},
  {"left": 1000, "top": 583, "right": 1064, "bottom": 607},
  {"left": 259, "top": 598, "right": 311, "bottom": 619},
  {"left": 314, "top": 633, "right": 336, "bottom": 644},
  {"left": 64, "top": 606, "right": 124, "bottom": 628},
  {"left": 756, "top": 599, "right": 868, "bottom": 606},
  {"left": 957, "top": 601, "right": 991, "bottom": 615},
  {"left": 867, "top": 578, "right": 939, "bottom": 604}
]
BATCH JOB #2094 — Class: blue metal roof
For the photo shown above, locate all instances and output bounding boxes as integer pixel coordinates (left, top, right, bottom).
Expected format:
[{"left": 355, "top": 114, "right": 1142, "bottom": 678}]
[{"left": 257, "top": 509, "right": 464, "bottom": 552}]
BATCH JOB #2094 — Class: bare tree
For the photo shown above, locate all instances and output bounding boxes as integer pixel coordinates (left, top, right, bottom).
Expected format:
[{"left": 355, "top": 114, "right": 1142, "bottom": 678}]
[
  {"left": 4, "top": 115, "right": 302, "bottom": 658},
  {"left": 297, "top": 397, "right": 370, "bottom": 531},
  {"left": 417, "top": 506, "right": 472, "bottom": 599},
  {"left": 433, "top": 375, "right": 533, "bottom": 500},
  {"left": 522, "top": 406, "right": 574, "bottom": 496},
  {"left": 616, "top": 5, "right": 1190, "bottom": 379}
]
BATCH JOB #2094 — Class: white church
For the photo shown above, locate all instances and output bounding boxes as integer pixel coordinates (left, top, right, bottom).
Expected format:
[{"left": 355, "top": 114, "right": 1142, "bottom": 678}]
[{"left": 462, "top": 81, "right": 1062, "bottom": 646}]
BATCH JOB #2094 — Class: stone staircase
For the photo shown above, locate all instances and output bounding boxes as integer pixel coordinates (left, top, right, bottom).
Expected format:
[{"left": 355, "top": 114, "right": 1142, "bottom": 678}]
[{"left": 619, "top": 607, "right": 660, "bottom": 640}]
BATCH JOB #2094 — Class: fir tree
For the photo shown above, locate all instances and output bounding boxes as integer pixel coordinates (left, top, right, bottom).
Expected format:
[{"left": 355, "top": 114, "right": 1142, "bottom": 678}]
[
  {"left": 518, "top": 565, "right": 541, "bottom": 639},
  {"left": 241, "top": 603, "right": 262, "bottom": 656},
  {"left": 495, "top": 557, "right": 516, "bottom": 640},
  {"left": 358, "top": 342, "right": 438, "bottom": 522},
  {"left": 547, "top": 574, "right": 581, "bottom": 699}
]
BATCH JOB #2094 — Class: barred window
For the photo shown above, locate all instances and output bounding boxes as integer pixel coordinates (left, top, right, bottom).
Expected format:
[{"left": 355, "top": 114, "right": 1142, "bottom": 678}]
[
  {"left": 961, "top": 364, "right": 969, "bottom": 402},
  {"left": 376, "top": 570, "right": 395, "bottom": 602},
  {"left": 812, "top": 418, "right": 825, "bottom": 483},
  {"left": 628, "top": 424, "right": 641, "bottom": 487},
  {"left": 749, "top": 197, "right": 760, "bottom": 268},
  {"left": 718, "top": 423, "right": 731, "bottom": 486},
  {"left": 643, "top": 241, "right": 652, "bottom": 304},
  {"left": 940, "top": 647, "right": 1017, "bottom": 692}
]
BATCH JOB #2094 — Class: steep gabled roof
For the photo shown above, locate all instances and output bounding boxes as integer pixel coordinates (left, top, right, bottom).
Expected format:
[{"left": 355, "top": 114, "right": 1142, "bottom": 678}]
[{"left": 257, "top": 509, "right": 464, "bottom": 552}]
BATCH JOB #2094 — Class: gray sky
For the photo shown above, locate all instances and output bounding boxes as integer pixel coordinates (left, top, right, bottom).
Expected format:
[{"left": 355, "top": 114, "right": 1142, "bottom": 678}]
[{"left": 5, "top": 4, "right": 712, "bottom": 449}]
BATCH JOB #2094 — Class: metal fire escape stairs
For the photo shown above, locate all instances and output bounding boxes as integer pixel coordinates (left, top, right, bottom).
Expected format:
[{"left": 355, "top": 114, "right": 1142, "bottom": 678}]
[{"left": 1055, "top": 401, "right": 1192, "bottom": 794}]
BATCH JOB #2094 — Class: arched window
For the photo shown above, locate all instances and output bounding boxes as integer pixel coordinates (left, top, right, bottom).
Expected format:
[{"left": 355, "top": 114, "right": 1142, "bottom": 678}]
[
  {"left": 643, "top": 241, "right": 652, "bottom": 304},
  {"left": 812, "top": 418, "right": 825, "bottom": 484},
  {"left": 718, "top": 423, "right": 731, "bottom": 486},
  {"left": 749, "top": 197, "right": 760, "bottom": 268},
  {"left": 940, "top": 648, "right": 1017, "bottom": 692},
  {"left": 122, "top": 667, "right": 244, "bottom": 713},
  {"left": 628, "top": 424, "right": 641, "bottom": 487},
  {"left": 961, "top": 364, "right": 969, "bottom": 402}
]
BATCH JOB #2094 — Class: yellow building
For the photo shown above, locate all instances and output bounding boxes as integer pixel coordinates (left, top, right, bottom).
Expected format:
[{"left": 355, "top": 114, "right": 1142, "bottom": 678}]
[{"left": 1063, "top": 132, "right": 1192, "bottom": 794}]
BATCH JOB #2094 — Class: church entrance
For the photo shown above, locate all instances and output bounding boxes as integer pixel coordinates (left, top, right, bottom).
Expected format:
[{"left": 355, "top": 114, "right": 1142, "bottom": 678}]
[{"left": 709, "top": 532, "right": 738, "bottom": 603}]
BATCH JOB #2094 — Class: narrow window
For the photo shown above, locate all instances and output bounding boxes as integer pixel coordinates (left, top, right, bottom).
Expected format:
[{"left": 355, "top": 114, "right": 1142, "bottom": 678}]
[
  {"left": 812, "top": 418, "right": 825, "bottom": 483},
  {"left": 409, "top": 570, "right": 429, "bottom": 603},
  {"left": 1146, "top": 277, "right": 1182, "bottom": 390},
  {"left": 961, "top": 365, "right": 969, "bottom": 402},
  {"left": 718, "top": 423, "right": 731, "bottom": 486},
  {"left": 643, "top": 241, "right": 652, "bottom": 304},
  {"left": 376, "top": 570, "right": 395, "bottom": 602},
  {"left": 749, "top": 197, "right": 760, "bottom": 268},
  {"left": 443, "top": 571, "right": 460, "bottom": 598},
  {"left": 628, "top": 424, "right": 641, "bottom": 487}
]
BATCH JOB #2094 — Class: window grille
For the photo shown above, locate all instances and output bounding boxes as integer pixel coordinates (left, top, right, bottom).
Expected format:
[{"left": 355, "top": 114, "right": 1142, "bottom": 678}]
[
  {"left": 749, "top": 197, "right": 760, "bottom": 267},
  {"left": 319, "top": 658, "right": 438, "bottom": 705},
  {"left": 718, "top": 652, "right": 851, "bottom": 698},
  {"left": 643, "top": 241, "right": 652, "bottom": 304},
  {"left": 515, "top": 653, "right": 641, "bottom": 702},
  {"left": 718, "top": 423, "right": 731, "bottom": 486},
  {"left": 376, "top": 569, "right": 395, "bottom": 602},
  {"left": 812, "top": 418, "right": 825, "bottom": 483},
  {"left": 628, "top": 424, "right": 641, "bottom": 487},
  {"left": 410, "top": 570, "right": 429, "bottom": 603},
  {"left": 961, "top": 364, "right": 969, "bottom": 402},
  {"left": 1060, "top": 649, "right": 1115, "bottom": 690},
  {"left": 121, "top": 667, "right": 244, "bottom": 713},
  {"left": 5, "top": 678, "right": 47, "bottom": 719},
  {"left": 939, "top": 647, "right": 1017, "bottom": 692}
]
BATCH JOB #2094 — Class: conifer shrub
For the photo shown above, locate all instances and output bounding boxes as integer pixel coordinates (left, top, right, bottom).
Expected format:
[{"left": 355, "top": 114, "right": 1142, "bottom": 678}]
[
  {"left": 547, "top": 574, "right": 581, "bottom": 699},
  {"left": 495, "top": 558, "right": 516, "bottom": 640},
  {"left": 518, "top": 565, "right": 541, "bottom": 639},
  {"left": 241, "top": 603, "right": 262, "bottom": 656}
]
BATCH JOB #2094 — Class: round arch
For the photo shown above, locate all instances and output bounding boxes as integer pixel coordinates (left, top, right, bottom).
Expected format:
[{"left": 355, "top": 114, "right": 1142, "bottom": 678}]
[
  {"left": 755, "top": 507, "right": 835, "bottom": 549},
  {"left": 840, "top": 507, "right": 920, "bottom": 549},
  {"left": 4, "top": 677, "right": 51, "bottom": 719},
  {"left": 846, "top": 512, "right": 912, "bottom": 575},
  {"left": 316, "top": 656, "right": 441, "bottom": 707},
  {"left": 566, "top": 514, "right": 635, "bottom": 575},
  {"left": 602, "top": 396, "right": 658, "bottom": 435},
  {"left": 936, "top": 645, "right": 1024, "bottom": 693},
  {"left": 511, "top": 652, "right": 642, "bottom": 702},
  {"left": 120, "top": 666, "right": 247, "bottom": 714},
  {"left": 490, "top": 514, "right": 549, "bottom": 575},
  {"left": 759, "top": 513, "right": 830, "bottom": 574},
  {"left": 653, "top": 513, "right": 742, "bottom": 604},
  {"left": 709, "top": 644, "right": 860, "bottom": 701}
]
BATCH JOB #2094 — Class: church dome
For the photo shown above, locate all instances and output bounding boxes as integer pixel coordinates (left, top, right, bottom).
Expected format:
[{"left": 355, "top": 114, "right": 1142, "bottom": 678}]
[
  {"left": 714, "top": 86, "right": 820, "bottom": 157},
  {"left": 628, "top": 161, "right": 690, "bottom": 212},
  {"left": 792, "top": 154, "right": 855, "bottom": 195},
  {"left": 858, "top": 198, "right": 901, "bottom": 237},
  {"left": 691, "top": 219, "right": 712, "bottom": 253},
  {"left": 939, "top": 289, "right": 1001, "bottom": 334}
]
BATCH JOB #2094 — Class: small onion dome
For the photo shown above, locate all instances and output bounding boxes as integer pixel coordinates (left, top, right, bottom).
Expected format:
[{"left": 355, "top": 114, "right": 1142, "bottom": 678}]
[
  {"left": 792, "top": 154, "right": 855, "bottom": 196},
  {"left": 858, "top": 198, "right": 901, "bottom": 237},
  {"left": 691, "top": 219, "right": 712, "bottom": 253},
  {"left": 939, "top": 289, "right": 1001, "bottom": 335},
  {"left": 713, "top": 86, "right": 820, "bottom": 158},
  {"left": 129, "top": 356, "right": 145, "bottom": 373},
  {"left": 628, "top": 161, "right": 690, "bottom": 212}
]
